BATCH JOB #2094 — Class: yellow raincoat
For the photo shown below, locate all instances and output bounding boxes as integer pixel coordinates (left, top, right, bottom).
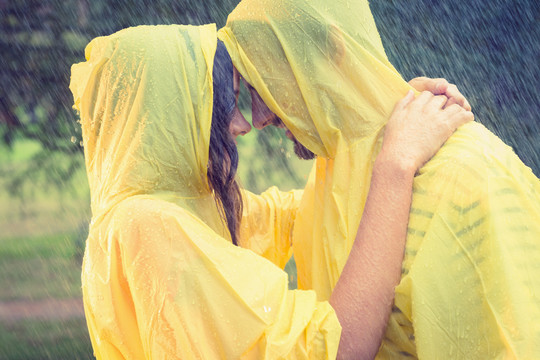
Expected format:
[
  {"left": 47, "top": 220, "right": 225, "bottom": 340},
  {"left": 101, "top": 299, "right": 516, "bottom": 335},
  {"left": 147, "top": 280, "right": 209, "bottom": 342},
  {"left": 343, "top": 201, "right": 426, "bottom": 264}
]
[
  {"left": 219, "top": 0, "right": 540, "bottom": 358},
  {"left": 70, "top": 24, "right": 341, "bottom": 359}
]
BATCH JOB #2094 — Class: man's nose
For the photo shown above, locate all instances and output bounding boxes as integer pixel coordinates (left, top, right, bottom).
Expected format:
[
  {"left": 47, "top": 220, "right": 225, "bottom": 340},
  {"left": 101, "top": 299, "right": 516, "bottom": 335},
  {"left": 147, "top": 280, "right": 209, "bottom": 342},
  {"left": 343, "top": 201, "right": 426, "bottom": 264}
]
[{"left": 252, "top": 109, "right": 273, "bottom": 130}]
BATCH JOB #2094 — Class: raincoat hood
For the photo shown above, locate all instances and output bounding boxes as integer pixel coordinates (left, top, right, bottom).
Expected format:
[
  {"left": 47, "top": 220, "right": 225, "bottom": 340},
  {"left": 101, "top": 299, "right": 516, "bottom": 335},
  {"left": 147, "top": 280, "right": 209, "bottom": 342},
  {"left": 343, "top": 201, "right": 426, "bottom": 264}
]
[
  {"left": 218, "top": 0, "right": 411, "bottom": 159},
  {"left": 70, "top": 24, "right": 220, "bottom": 228}
]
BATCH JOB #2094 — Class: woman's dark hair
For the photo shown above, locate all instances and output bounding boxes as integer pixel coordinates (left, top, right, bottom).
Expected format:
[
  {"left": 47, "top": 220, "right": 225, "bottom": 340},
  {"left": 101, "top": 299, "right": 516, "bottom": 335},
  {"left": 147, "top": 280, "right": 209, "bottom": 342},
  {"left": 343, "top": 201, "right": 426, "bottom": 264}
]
[{"left": 207, "top": 41, "right": 243, "bottom": 246}]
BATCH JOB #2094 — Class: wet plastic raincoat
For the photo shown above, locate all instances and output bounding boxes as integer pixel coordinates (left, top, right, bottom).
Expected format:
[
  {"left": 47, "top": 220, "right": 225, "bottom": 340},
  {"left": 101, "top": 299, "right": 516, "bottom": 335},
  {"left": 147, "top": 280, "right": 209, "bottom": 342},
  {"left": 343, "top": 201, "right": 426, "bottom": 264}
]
[
  {"left": 219, "top": 0, "right": 540, "bottom": 358},
  {"left": 70, "top": 24, "right": 341, "bottom": 359}
]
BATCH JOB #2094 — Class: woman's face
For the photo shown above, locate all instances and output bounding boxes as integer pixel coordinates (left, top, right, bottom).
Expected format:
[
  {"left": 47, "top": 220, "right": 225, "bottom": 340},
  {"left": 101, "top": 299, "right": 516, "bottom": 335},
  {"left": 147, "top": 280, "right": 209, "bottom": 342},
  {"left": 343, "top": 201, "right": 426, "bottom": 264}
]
[{"left": 228, "top": 68, "right": 251, "bottom": 143}]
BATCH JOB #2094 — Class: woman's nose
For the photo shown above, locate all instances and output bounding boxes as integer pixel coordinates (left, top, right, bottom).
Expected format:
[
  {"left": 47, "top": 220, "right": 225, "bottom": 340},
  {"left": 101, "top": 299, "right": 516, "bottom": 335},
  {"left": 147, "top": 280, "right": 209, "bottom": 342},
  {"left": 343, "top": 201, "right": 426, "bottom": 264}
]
[{"left": 229, "top": 108, "right": 251, "bottom": 138}]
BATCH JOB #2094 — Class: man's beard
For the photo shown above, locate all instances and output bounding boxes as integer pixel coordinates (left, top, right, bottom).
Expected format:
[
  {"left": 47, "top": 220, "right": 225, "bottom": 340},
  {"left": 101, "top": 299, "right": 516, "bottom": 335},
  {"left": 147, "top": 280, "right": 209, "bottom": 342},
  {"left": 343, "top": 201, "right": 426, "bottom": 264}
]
[
  {"left": 274, "top": 115, "right": 316, "bottom": 160},
  {"left": 292, "top": 137, "right": 316, "bottom": 160}
]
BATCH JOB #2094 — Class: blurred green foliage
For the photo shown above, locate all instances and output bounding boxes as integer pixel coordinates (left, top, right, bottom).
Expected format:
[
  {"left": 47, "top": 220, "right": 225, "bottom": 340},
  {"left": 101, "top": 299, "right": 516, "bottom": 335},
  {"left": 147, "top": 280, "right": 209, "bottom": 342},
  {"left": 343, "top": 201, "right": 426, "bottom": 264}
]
[{"left": 236, "top": 115, "right": 313, "bottom": 193}]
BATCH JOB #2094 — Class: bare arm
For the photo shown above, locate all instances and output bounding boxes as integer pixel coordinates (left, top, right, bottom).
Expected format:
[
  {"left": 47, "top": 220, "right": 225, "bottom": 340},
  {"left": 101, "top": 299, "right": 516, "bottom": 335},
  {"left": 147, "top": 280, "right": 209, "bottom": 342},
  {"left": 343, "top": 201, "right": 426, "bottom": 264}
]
[{"left": 330, "top": 91, "right": 474, "bottom": 359}]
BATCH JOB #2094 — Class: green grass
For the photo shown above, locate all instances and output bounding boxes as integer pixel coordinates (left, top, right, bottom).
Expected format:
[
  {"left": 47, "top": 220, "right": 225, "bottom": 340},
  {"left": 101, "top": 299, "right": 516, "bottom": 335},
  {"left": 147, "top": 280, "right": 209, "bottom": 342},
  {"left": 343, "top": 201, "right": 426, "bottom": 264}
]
[
  {"left": 0, "top": 139, "right": 88, "bottom": 301},
  {"left": 0, "top": 233, "right": 84, "bottom": 301},
  {"left": 0, "top": 318, "right": 93, "bottom": 360},
  {"left": 0, "top": 232, "right": 77, "bottom": 259},
  {"left": 0, "top": 139, "right": 92, "bottom": 359},
  {"left": 0, "top": 231, "right": 92, "bottom": 359}
]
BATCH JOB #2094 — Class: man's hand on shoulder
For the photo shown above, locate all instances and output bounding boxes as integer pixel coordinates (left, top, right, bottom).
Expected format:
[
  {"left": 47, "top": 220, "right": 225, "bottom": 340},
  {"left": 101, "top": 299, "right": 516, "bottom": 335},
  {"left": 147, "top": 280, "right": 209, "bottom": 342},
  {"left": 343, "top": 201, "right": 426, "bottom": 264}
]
[{"left": 408, "top": 76, "right": 472, "bottom": 111}]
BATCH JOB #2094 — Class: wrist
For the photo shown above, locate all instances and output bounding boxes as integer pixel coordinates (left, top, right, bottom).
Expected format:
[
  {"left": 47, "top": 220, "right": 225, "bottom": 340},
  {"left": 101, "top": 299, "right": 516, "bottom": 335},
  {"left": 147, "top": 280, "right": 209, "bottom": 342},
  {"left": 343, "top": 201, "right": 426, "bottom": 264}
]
[{"left": 374, "top": 149, "right": 417, "bottom": 179}]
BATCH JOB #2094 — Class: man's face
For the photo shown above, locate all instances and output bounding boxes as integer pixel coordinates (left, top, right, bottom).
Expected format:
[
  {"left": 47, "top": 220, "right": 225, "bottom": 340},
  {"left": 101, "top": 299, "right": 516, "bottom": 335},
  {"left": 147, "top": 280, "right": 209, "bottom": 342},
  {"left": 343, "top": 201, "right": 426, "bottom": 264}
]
[{"left": 235, "top": 68, "right": 315, "bottom": 160}]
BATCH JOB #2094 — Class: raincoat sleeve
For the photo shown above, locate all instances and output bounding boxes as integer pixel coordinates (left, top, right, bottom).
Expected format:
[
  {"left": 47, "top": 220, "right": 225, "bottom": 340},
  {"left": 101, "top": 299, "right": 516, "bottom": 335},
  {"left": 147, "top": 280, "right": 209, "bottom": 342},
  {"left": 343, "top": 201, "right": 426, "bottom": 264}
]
[
  {"left": 239, "top": 187, "right": 303, "bottom": 269},
  {"left": 113, "top": 197, "right": 340, "bottom": 359},
  {"left": 378, "top": 123, "right": 540, "bottom": 359}
]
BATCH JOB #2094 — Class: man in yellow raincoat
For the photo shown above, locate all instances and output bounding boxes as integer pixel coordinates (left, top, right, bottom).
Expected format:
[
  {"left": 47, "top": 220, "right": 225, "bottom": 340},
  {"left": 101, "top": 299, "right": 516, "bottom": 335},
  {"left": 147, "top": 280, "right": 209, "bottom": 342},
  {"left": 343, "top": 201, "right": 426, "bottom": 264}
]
[{"left": 219, "top": 0, "right": 540, "bottom": 358}]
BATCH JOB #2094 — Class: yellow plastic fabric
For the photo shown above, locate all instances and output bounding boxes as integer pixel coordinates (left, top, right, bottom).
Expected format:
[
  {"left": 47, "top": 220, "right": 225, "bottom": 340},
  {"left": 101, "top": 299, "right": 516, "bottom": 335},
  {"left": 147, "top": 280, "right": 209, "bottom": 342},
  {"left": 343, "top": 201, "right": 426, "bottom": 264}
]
[
  {"left": 240, "top": 187, "right": 303, "bottom": 269},
  {"left": 70, "top": 24, "right": 340, "bottom": 359},
  {"left": 219, "top": 0, "right": 540, "bottom": 358}
]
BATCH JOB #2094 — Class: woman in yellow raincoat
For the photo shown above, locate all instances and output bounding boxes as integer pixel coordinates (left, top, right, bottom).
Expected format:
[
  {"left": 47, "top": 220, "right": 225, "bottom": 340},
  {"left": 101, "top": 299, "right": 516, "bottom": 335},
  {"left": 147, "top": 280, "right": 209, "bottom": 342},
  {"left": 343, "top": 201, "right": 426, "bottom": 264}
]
[
  {"left": 69, "top": 24, "right": 471, "bottom": 359},
  {"left": 219, "top": 0, "right": 540, "bottom": 358}
]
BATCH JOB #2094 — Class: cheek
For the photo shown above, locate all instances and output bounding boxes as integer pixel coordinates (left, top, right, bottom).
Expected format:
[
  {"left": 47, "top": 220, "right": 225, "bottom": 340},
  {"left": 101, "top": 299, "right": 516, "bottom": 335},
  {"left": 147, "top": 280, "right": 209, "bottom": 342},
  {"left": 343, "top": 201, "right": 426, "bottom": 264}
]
[
  {"left": 228, "top": 116, "right": 236, "bottom": 137},
  {"left": 229, "top": 108, "right": 250, "bottom": 136}
]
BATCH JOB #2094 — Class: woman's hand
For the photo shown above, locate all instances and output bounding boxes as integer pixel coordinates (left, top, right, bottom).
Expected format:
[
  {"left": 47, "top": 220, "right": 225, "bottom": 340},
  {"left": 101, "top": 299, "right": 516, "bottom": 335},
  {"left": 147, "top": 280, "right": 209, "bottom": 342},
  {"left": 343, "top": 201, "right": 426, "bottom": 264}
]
[
  {"left": 379, "top": 90, "right": 474, "bottom": 173},
  {"left": 408, "top": 76, "right": 472, "bottom": 111}
]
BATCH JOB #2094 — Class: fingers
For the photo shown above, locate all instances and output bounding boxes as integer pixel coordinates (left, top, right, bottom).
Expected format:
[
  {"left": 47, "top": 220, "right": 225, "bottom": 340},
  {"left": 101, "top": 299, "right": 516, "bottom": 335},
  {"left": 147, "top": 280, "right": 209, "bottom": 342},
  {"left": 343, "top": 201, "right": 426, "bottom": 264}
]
[
  {"left": 437, "top": 104, "right": 475, "bottom": 138},
  {"left": 394, "top": 90, "right": 415, "bottom": 112},
  {"left": 443, "top": 84, "right": 472, "bottom": 111},
  {"left": 409, "top": 91, "right": 448, "bottom": 110},
  {"left": 445, "top": 97, "right": 460, "bottom": 109},
  {"left": 441, "top": 103, "right": 463, "bottom": 115},
  {"left": 384, "top": 87, "right": 474, "bottom": 173},
  {"left": 429, "top": 93, "right": 448, "bottom": 110},
  {"left": 409, "top": 91, "right": 434, "bottom": 107},
  {"left": 408, "top": 77, "right": 445, "bottom": 94},
  {"left": 434, "top": 79, "right": 449, "bottom": 94},
  {"left": 463, "top": 99, "right": 472, "bottom": 111},
  {"left": 445, "top": 105, "right": 475, "bottom": 130},
  {"left": 445, "top": 91, "right": 472, "bottom": 111},
  {"left": 408, "top": 76, "right": 472, "bottom": 111}
]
